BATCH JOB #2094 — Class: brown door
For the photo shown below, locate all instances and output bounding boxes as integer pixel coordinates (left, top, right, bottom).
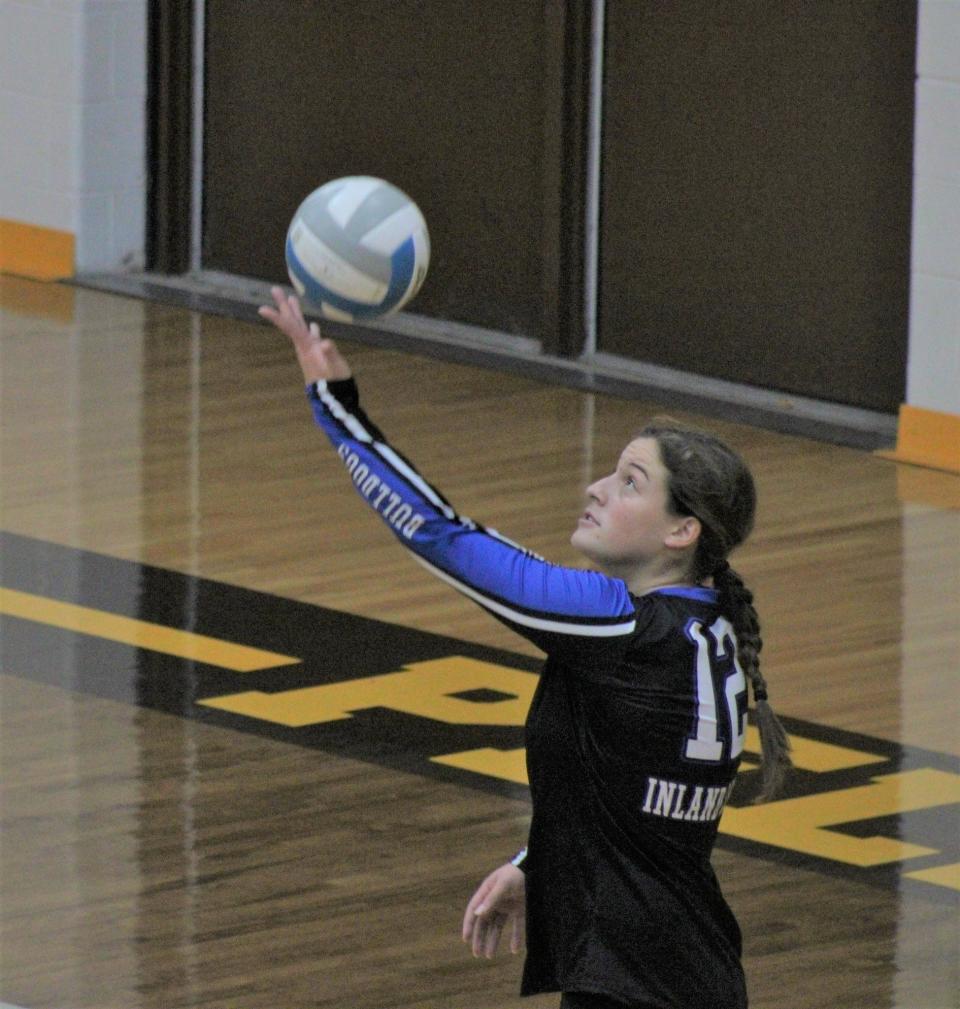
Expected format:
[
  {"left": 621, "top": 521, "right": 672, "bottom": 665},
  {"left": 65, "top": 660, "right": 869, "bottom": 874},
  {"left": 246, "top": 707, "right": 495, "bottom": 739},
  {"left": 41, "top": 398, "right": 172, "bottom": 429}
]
[
  {"left": 598, "top": 2, "right": 917, "bottom": 412},
  {"left": 202, "top": 0, "right": 591, "bottom": 348}
]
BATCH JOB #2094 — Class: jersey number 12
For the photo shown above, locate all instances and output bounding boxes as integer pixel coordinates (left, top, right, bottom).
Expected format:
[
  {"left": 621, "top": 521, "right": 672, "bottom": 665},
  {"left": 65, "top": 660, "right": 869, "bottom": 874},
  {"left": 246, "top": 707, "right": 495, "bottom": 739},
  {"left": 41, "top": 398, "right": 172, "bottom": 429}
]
[{"left": 684, "top": 616, "right": 747, "bottom": 763}]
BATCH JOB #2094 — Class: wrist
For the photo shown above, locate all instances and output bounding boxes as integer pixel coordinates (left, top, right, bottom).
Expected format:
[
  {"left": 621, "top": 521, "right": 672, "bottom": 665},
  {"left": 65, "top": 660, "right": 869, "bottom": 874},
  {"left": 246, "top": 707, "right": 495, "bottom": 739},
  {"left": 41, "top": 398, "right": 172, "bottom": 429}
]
[{"left": 296, "top": 346, "right": 331, "bottom": 384}]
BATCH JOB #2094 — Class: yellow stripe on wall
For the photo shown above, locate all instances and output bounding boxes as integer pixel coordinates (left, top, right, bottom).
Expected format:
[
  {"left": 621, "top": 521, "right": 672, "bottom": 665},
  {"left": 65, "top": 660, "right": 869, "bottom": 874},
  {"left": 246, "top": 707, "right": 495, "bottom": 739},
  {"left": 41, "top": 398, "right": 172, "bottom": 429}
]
[
  {"left": 877, "top": 404, "right": 960, "bottom": 475},
  {"left": 0, "top": 587, "right": 301, "bottom": 672},
  {"left": 0, "top": 219, "right": 75, "bottom": 280}
]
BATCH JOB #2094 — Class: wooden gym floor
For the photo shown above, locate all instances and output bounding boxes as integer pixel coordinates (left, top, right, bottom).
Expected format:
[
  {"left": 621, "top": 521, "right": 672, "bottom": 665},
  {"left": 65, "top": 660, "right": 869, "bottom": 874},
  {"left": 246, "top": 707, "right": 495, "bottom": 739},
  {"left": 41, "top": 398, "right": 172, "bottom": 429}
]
[{"left": 0, "top": 275, "right": 957, "bottom": 1009}]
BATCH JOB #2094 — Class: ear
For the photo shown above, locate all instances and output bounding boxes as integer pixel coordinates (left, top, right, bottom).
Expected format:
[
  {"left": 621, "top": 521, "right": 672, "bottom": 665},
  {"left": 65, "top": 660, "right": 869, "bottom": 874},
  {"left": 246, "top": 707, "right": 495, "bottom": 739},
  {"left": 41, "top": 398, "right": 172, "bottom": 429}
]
[{"left": 664, "top": 515, "right": 701, "bottom": 551}]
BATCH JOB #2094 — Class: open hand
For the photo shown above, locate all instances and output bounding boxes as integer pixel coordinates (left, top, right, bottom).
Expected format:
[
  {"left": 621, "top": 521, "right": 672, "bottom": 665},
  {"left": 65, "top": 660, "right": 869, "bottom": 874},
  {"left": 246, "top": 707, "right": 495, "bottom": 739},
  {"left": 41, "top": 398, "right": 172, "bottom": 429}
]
[
  {"left": 258, "top": 286, "right": 352, "bottom": 385},
  {"left": 462, "top": 862, "right": 526, "bottom": 959}
]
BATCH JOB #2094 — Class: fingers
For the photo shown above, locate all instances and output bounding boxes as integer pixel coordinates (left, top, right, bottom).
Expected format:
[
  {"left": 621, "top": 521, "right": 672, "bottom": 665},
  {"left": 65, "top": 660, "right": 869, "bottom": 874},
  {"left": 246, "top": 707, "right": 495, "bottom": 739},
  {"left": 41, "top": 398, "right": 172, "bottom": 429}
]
[
  {"left": 258, "top": 288, "right": 326, "bottom": 347},
  {"left": 476, "top": 915, "right": 504, "bottom": 959},
  {"left": 462, "top": 876, "right": 499, "bottom": 951},
  {"left": 271, "top": 285, "right": 294, "bottom": 316},
  {"left": 288, "top": 291, "right": 306, "bottom": 327},
  {"left": 470, "top": 911, "right": 503, "bottom": 958},
  {"left": 462, "top": 878, "right": 494, "bottom": 942},
  {"left": 510, "top": 914, "right": 523, "bottom": 955},
  {"left": 467, "top": 911, "right": 522, "bottom": 959},
  {"left": 467, "top": 874, "right": 504, "bottom": 922},
  {"left": 258, "top": 287, "right": 319, "bottom": 344},
  {"left": 257, "top": 286, "right": 290, "bottom": 322}
]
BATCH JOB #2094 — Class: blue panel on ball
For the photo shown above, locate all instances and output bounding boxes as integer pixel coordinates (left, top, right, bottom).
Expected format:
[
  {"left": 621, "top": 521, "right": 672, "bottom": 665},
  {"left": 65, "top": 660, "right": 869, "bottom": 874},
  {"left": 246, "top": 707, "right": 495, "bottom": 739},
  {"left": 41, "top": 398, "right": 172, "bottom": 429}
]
[
  {"left": 285, "top": 235, "right": 416, "bottom": 321},
  {"left": 378, "top": 237, "right": 417, "bottom": 313}
]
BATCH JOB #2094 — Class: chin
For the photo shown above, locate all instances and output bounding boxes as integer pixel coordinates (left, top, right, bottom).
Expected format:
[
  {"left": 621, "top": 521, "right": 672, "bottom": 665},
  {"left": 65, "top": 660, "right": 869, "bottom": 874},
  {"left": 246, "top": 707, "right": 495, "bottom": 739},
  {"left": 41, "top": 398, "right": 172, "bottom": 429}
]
[{"left": 570, "top": 529, "right": 597, "bottom": 563}]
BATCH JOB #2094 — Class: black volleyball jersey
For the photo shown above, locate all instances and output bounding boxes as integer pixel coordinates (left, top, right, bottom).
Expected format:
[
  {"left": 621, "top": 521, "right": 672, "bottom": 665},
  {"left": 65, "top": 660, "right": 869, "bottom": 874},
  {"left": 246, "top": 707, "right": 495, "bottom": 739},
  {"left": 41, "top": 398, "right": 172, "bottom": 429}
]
[
  {"left": 308, "top": 379, "right": 748, "bottom": 1008},
  {"left": 520, "top": 593, "right": 747, "bottom": 1007}
]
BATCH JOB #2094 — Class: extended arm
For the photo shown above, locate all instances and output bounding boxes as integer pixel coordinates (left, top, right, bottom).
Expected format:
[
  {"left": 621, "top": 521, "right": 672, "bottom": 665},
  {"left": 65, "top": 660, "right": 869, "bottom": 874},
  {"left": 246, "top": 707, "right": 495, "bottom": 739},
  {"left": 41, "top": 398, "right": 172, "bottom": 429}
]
[{"left": 260, "top": 288, "right": 637, "bottom": 653}]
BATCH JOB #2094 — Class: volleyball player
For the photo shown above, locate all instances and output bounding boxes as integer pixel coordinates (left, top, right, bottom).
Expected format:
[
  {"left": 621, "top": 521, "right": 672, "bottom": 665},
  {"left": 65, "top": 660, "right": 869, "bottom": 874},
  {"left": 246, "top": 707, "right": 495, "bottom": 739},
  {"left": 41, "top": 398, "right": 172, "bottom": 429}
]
[{"left": 259, "top": 287, "right": 791, "bottom": 1009}]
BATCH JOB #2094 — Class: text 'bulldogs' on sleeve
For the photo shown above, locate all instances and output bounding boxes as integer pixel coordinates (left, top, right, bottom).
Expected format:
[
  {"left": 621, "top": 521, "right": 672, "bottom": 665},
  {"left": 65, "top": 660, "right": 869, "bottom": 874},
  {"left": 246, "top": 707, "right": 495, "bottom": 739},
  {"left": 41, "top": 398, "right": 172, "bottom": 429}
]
[{"left": 308, "top": 378, "right": 637, "bottom": 649}]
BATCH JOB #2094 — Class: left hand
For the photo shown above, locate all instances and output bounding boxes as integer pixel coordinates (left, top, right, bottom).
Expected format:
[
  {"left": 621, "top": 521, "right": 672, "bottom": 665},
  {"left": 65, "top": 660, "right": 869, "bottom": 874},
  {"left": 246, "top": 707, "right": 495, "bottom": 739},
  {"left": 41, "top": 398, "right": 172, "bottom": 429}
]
[
  {"left": 462, "top": 863, "right": 526, "bottom": 959},
  {"left": 258, "top": 286, "right": 352, "bottom": 385}
]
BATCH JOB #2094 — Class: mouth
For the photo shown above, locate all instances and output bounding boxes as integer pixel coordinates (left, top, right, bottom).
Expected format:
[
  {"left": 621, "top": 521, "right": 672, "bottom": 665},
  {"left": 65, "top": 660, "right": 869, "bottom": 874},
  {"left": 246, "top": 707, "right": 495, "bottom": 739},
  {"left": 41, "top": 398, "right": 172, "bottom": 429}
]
[{"left": 578, "top": 510, "right": 599, "bottom": 527}]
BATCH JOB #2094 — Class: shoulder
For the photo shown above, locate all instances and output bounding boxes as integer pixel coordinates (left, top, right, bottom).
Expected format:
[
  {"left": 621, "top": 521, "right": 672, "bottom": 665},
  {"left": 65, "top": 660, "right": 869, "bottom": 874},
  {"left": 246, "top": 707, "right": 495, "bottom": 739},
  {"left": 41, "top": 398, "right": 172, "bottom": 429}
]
[{"left": 631, "top": 586, "right": 720, "bottom": 641}]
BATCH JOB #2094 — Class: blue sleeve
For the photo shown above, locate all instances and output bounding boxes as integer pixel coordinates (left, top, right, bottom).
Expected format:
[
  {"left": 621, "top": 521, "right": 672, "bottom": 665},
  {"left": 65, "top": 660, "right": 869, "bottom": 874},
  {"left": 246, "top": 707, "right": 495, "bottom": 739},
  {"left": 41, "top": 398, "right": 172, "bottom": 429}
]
[{"left": 308, "top": 378, "right": 637, "bottom": 653}]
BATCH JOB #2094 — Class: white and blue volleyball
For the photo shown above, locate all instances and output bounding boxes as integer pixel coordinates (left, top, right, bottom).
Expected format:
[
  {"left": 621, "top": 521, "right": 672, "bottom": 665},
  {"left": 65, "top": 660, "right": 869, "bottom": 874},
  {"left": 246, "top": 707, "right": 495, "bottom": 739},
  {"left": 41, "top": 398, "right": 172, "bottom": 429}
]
[{"left": 285, "top": 176, "right": 430, "bottom": 322}]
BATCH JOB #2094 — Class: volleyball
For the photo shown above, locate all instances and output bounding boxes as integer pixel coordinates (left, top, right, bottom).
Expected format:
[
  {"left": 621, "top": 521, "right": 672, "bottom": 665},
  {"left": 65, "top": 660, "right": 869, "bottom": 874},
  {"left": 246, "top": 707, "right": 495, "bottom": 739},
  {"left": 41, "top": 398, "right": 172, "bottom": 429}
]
[{"left": 285, "top": 176, "right": 430, "bottom": 323}]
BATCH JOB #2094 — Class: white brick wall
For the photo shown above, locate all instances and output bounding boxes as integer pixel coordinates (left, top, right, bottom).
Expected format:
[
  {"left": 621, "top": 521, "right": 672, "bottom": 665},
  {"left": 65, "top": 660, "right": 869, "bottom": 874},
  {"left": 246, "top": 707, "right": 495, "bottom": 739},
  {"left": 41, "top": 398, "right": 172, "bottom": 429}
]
[
  {"left": 908, "top": 0, "right": 960, "bottom": 415},
  {"left": 0, "top": 0, "right": 147, "bottom": 272}
]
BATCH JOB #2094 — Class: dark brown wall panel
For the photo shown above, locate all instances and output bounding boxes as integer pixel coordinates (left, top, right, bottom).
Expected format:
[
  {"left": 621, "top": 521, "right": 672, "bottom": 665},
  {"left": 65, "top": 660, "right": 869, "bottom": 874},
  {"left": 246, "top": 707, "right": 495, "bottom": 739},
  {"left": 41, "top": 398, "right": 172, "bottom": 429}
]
[
  {"left": 599, "top": 2, "right": 916, "bottom": 411},
  {"left": 203, "top": 0, "right": 585, "bottom": 343}
]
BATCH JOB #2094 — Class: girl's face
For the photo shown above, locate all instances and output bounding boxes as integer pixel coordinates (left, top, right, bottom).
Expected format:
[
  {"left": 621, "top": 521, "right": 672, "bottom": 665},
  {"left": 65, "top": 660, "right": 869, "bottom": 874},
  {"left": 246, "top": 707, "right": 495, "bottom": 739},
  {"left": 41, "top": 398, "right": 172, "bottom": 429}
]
[{"left": 570, "top": 437, "right": 697, "bottom": 584}]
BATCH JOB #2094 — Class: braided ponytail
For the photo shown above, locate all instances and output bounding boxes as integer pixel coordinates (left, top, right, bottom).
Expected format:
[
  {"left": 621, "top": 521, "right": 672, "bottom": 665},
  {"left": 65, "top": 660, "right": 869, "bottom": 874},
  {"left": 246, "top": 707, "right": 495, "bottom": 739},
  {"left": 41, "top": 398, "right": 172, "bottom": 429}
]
[
  {"left": 713, "top": 562, "right": 791, "bottom": 802},
  {"left": 638, "top": 418, "right": 792, "bottom": 802}
]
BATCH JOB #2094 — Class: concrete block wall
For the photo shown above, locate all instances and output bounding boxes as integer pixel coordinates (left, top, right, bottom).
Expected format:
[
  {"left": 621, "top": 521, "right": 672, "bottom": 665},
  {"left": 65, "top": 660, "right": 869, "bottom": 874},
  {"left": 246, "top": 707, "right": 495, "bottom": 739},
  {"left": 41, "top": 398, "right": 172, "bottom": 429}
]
[
  {"left": 0, "top": 0, "right": 147, "bottom": 276},
  {"left": 908, "top": 0, "right": 960, "bottom": 419}
]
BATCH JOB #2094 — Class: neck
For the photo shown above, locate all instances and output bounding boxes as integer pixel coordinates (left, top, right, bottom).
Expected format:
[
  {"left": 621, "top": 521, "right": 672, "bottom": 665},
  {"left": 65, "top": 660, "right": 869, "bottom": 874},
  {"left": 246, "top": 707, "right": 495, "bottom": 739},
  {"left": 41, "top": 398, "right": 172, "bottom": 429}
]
[
  {"left": 627, "top": 572, "right": 698, "bottom": 596},
  {"left": 601, "top": 557, "right": 695, "bottom": 595}
]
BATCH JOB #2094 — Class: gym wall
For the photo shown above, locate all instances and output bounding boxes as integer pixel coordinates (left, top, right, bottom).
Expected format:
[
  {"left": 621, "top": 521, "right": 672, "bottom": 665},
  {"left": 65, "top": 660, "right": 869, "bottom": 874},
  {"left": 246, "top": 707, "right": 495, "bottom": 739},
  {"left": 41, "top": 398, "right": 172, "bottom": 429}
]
[
  {"left": 0, "top": 2, "right": 957, "bottom": 448},
  {"left": 599, "top": 2, "right": 916, "bottom": 413},
  {"left": 908, "top": 1, "right": 960, "bottom": 419},
  {"left": 0, "top": 0, "right": 147, "bottom": 277},
  {"left": 201, "top": 0, "right": 587, "bottom": 354}
]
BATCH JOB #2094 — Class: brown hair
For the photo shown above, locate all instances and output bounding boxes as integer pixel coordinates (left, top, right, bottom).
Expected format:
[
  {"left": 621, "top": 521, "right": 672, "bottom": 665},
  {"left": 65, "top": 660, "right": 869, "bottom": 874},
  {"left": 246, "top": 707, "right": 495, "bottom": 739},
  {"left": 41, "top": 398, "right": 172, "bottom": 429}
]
[{"left": 638, "top": 417, "right": 791, "bottom": 802}]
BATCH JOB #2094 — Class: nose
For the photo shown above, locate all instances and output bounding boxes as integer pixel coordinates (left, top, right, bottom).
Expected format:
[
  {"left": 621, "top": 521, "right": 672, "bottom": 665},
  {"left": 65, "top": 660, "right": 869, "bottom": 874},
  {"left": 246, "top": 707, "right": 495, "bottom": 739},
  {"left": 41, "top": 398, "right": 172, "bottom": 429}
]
[{"left": 586, "top": 476, "right": 608, "bottom": 502}]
